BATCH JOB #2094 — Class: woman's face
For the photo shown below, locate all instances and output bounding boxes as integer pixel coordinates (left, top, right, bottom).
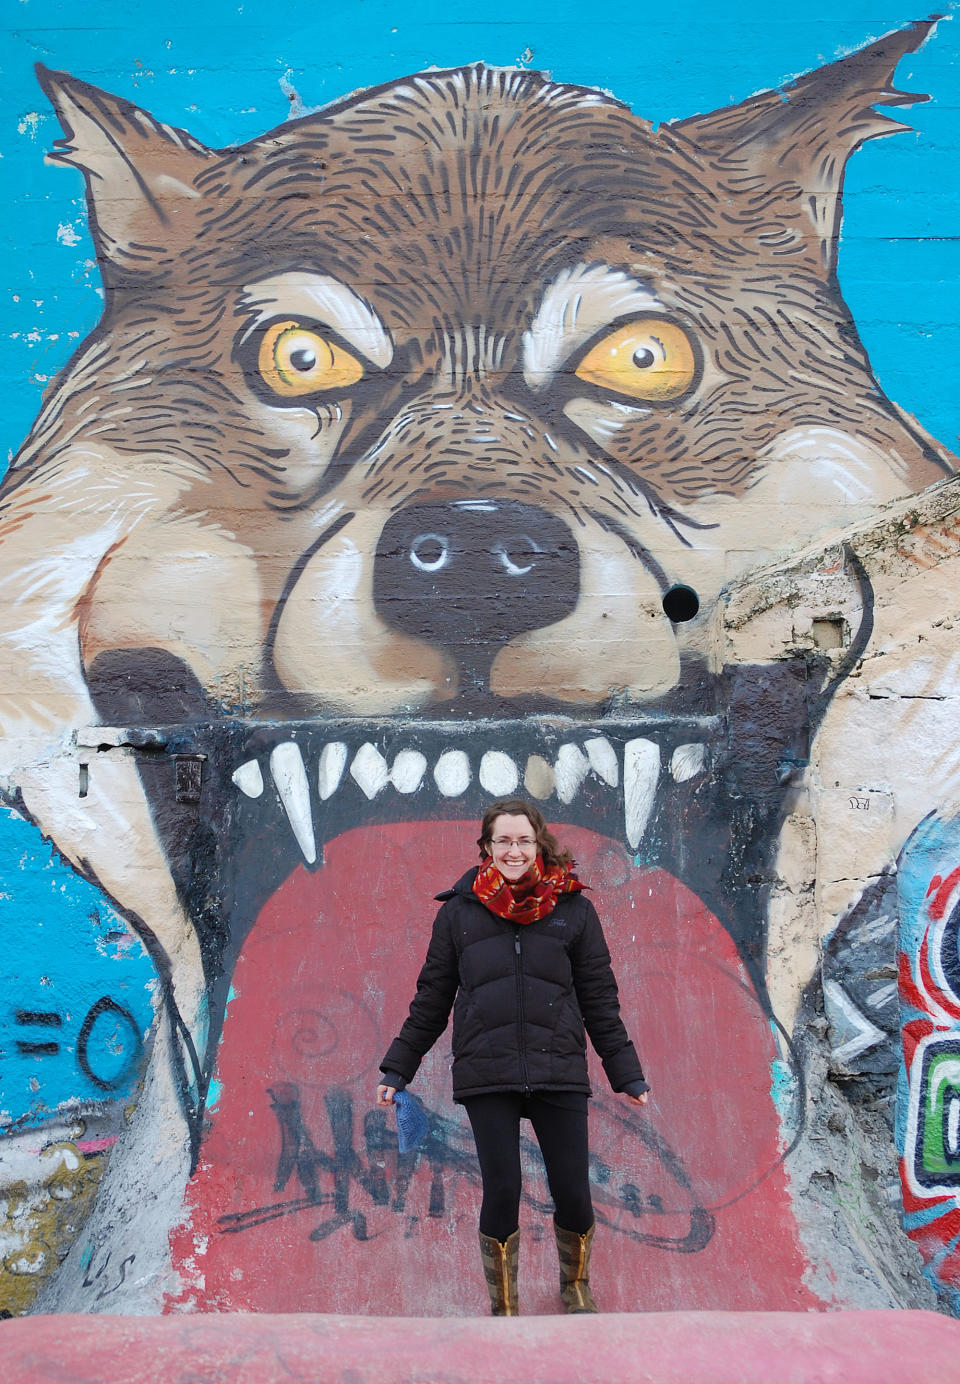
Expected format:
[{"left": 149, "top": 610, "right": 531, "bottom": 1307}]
[{"left": 487, "top": 813, "right": 538, "bottom": 881}]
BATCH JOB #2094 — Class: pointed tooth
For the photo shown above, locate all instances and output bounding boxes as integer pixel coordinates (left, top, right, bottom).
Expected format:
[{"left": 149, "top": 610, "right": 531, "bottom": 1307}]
[
  {"left": 554, "top": 743, "right": 590, "bottom": 805},
  {"left": 434, "top": 749, "right": 471, "bottom": 797},
  {"left": 479, "top": 750, "right": 519, "bottom": 796},
  {"left": 671, "top": 743, "right": 707, "bottom": 782},
  {"left": 391, "top": 749, "right": 427, "bottom": 794},
  {"left": 318, "top": 742, "right": 348, "bottom": 800},
  {"left": 269, "top": 742, "right": 317, "bottom": 864},
  {"left": 351, "top": 743, "right": 390, "bottom": 800},
  {"left": 584, "top": 737, "right": 618, "bottom": 787},
  {"left": 524, "top": 754, "right": 555, "bottom": 799},
  {"left": 232, "top": 760, "right": 264, "bottom": 798},
  {"left": 624, "top": 739, "right": 660, "bottom": 849}
]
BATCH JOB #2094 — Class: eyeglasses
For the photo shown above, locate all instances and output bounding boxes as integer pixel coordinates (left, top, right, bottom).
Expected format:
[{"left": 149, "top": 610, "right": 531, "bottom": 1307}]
[{"left": 490, "top": 837, "right": 536, "bottom": 849}]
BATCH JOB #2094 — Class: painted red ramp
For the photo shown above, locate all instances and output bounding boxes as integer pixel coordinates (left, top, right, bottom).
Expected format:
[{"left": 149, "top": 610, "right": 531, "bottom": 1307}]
[
  {"left": 5, "top": 1310, "right": 960, "bottom": 1383},
  {"left": 168, "top": 822, "right": 817, "bottom": 1313}
]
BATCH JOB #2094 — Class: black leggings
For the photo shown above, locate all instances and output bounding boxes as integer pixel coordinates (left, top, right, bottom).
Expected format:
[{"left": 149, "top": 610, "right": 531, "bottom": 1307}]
[{"left": 463, "top": 1092, "right": 593, "bottom": 1241}]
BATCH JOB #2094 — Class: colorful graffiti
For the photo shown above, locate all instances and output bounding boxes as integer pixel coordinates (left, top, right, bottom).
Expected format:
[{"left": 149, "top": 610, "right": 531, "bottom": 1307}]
[
  {"left": 0, "top": 807, "right": 154, "bottom": 1315},
  {"left": 0, "top": 807, "right": 154, "bottom": 1120},
  {"left": 897, "top": 811, "right": 960, "bottom": 1308},
  {"left": 1, "top": 5, "right": 958, "bottom": 1315}
]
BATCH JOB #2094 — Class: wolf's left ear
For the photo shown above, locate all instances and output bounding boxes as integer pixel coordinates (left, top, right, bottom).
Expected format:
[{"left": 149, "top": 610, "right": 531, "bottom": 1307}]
[
  {"left": 37, "top": 65, "right": 216, "bottom": 277},
  {"left": 670, "top": 18, "right": 937, "bottom": 274}
]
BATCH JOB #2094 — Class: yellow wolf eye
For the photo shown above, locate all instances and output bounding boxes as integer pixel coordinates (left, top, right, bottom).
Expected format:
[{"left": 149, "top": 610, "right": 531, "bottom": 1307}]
[
  {"left": 258, "top": 321, "right": 364, "bottom": 396},
  {"left": 574, "top": 320, "right": 697, "bottom": 402}
]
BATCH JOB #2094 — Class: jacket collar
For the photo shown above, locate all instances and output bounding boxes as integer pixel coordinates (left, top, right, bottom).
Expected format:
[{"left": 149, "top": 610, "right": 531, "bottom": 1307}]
[{"left": 435, "top": 866, "right": 480, "bottom": 902}]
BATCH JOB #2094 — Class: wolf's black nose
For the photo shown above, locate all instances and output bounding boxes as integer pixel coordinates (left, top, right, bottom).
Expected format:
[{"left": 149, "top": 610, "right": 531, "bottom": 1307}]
[{"left": 373, "top": 500, "right": 579, "bottom": 681}]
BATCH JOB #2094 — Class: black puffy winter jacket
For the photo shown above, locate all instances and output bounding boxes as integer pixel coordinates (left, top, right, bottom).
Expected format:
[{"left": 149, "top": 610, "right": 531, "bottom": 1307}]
[{"left": 380, "top": 868, "right": 646, "bottom": 1101}]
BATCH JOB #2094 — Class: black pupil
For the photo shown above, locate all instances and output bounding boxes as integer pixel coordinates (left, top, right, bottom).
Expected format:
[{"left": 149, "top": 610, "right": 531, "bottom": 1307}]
[
  {"left": 632, "top": 347, "right": 656, "bottom": 370},
  {"left": 416, "top": 539, "right": 444, "bottom": 565},
  {"left": 290, "top": 347, "right": 317, "bottom": 372}
]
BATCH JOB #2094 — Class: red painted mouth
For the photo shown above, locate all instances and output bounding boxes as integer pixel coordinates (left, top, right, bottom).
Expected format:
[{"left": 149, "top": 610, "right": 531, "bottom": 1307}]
[{"left": 166, "top": 820, "right": 822, "bottom": 1314}]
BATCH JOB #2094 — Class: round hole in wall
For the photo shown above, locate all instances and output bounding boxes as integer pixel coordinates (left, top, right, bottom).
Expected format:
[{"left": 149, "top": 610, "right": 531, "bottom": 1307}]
[{"left": 662, "top": 584, "right": 700, "bottom": 623}]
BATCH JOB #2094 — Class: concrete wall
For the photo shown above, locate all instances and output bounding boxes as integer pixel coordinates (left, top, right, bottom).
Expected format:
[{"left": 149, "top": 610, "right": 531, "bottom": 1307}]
[{"left": 1, "top": 0, "right": 959, "bottom": 1318}]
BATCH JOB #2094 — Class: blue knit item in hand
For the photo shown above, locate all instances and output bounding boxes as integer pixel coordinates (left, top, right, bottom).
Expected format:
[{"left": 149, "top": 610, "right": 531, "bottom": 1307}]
[{"left": 393, "top": 1089, "right": 429, "bottom": 1152}]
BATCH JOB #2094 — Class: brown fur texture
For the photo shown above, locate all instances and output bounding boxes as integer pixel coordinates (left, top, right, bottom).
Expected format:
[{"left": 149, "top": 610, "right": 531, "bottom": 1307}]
[{"left": 2, "top": 29, "right": 951, "bottom": 737}]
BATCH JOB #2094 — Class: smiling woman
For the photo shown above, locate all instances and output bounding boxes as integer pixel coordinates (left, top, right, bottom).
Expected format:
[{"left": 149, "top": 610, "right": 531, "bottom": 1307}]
[
  {"left": 487, "top": 814, "right": 539, "bottom": 880},
  {"left": 377, "top": 797, "right": 648, "bottom": 1316}
]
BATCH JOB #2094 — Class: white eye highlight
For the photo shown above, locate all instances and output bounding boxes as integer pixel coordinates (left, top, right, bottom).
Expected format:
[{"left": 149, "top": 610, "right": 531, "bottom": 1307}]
[
  {"left": 495, "top": 537, "right": 544, "bottom": 577},
  {"left": 410, "top": 533, "right": 449, "bottom": 572}
]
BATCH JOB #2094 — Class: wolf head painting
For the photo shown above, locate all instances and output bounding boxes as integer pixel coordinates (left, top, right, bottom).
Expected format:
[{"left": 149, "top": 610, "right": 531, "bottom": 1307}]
[{"left": 1, "top": 17, "right": 958, "bottom": 1315}]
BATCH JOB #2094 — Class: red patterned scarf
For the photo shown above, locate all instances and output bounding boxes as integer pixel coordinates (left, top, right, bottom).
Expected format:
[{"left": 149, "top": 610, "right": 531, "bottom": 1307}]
[{"left": 472, "top": 854, "right": 585, "bottom": 924}]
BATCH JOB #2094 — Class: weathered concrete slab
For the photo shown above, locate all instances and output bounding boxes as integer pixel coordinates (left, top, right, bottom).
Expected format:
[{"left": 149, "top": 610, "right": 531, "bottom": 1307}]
[{"left": 4, "top": 1310, "right": 960, "bottom": 1383}]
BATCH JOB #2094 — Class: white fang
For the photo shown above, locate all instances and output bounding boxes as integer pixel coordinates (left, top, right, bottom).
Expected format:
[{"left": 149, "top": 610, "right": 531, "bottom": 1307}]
[
  {"left": 270, "top": 742, "right": 317, "bottom": 864},
  {"left": 391, "top": 749, "right": 428, "bottom": 794},
  {"left": 318, "top": 742, "right": 349, "bottom": 800},
  {"left": 671, "top": 743, "right": 707, "bottom": 783},
  {"left": 232, "top": 760, "right": 264, "bottom": 798},
  {"left": 624, "top": 739, "right": 660, "bottom": 849},
  {"left": 479, "top": 751, "right": 519, "bottom": 796},
  {"left": 434, "top": 750, "right": 471, "bottom": 797},
  {"left": 351, "top": 743, "right": 390, "bottom": 800}
]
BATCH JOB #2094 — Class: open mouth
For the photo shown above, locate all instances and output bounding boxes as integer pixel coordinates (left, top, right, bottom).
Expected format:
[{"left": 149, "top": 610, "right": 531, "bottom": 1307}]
[
  {"left": 59, "top": 540, "right": 870, "bottom": 1316},
  {"left": 89, "top": 672, "right": 826, "bottom": 1315},
  {"left": 64, "top": 548, "right": 871, "bottom": 1315},
  {"left": 135, "top": 693, "right": 803, "bottom": 1005}
]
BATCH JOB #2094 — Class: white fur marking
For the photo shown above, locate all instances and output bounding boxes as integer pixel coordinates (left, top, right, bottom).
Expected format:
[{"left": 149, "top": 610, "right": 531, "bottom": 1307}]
[
  {"left": 524, "top": 264, "right": 663, "bottom": 389},
  {"left": 240, "top": 273, "right": 393, "bottom": 368}
]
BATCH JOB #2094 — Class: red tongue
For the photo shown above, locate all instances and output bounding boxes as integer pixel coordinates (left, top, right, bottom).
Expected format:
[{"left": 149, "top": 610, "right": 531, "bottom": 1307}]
[{"left": 167, "top": 820, "right": 821, "bottom": 1313}]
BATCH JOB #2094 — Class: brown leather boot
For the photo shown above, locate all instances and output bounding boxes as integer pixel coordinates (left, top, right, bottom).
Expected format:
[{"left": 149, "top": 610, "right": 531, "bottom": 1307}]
[
  {"left": 555, "top": 1221, "right": 598, "bottom": 1313},
  {"left": 478, "top": 1228, "right": 519, "bottom": 1315}
]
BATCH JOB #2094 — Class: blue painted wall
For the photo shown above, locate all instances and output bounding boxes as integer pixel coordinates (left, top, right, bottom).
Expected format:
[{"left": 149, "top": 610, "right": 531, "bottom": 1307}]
[
  {"left": 2, "top": 0, "right": 958, "bottom": 1134},
  {"left": 0, "top": 807, "right": 154, "bottom": 1127}
]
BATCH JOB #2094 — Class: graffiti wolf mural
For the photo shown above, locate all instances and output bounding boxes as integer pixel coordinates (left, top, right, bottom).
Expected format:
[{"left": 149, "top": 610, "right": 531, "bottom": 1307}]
[{"left": 1, "top": 18, "right": 957, "bottom": 1313}]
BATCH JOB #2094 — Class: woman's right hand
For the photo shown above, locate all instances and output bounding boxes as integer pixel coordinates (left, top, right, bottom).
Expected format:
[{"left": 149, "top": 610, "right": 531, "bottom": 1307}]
[{"left": 376, "top": 1084, "right": 397, "bottom": 1106}]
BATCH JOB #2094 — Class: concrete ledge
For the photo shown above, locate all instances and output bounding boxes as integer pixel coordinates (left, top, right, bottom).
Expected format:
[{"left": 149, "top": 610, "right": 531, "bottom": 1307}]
[{"left": 3, "top": 1310, "right": 959, "bottom": 1382}]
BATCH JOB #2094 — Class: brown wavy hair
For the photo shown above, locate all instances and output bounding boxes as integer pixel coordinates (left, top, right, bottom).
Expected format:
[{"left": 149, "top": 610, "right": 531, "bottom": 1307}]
[{"left": 477, "top": 798, "right": 573, "bottom": 870}]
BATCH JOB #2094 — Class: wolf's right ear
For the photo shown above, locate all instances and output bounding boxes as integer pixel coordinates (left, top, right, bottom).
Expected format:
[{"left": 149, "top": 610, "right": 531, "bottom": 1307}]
[{"left": 37, "top": 65, "right": 216, "bottom": 275}]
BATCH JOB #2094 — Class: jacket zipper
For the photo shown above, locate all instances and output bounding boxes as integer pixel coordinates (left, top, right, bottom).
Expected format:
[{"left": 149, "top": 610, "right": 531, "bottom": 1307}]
[{"left": 515, "top": 933, "right": 530, "bottom": 1093}]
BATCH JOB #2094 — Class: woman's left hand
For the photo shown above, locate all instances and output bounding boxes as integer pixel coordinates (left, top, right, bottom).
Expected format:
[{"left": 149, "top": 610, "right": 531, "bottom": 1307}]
[{"left": 626, "top": 1091, "right": 648, "bottom": 1105}]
